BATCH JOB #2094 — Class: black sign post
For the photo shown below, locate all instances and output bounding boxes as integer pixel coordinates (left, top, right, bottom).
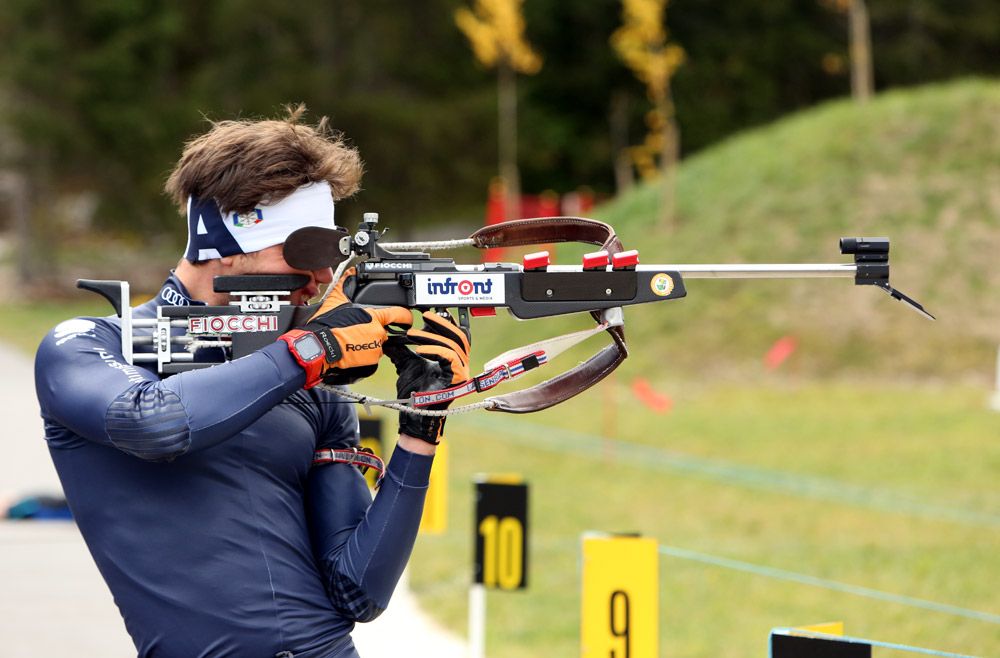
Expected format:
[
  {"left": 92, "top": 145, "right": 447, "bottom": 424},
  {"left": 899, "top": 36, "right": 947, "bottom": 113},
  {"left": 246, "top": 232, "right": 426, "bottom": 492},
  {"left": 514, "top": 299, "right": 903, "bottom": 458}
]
[{"left": 469, "top": 476, "right": 529, "bottom": 658}]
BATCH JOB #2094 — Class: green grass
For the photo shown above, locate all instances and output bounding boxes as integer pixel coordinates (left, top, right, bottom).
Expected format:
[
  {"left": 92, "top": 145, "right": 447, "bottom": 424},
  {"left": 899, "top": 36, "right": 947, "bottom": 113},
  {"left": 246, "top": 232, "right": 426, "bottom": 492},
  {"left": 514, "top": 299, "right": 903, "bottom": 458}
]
[
  {"left": 407, "top": 382, "right": 1000, "bottom": 658},
  {"left": 0, "top": 301, "right": 114, "bottom": 354}
]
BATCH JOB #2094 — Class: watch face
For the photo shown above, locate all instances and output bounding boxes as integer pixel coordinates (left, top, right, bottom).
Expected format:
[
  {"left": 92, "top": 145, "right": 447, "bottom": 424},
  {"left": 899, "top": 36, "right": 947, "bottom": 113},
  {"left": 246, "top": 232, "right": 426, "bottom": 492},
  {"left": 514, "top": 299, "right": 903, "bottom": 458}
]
[{"left": 294, "top": 333, "right": 324, "bottom": 361}]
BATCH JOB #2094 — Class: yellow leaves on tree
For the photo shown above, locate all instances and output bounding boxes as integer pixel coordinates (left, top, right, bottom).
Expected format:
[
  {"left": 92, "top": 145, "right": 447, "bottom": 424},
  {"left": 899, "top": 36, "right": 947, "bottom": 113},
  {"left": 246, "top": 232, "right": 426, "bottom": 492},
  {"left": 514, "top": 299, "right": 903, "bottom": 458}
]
[
  {"left": 455, "top": 0, "right": 542, "bottom": 219},
  {"left": 611, "top": 0, "right": 684, "bottom": 226},
  {"left": 455, "top": 0, "right": 542, "bottom": 74},
  {"left": 611, "top": 0, "right": 684, "bottom": 104}
]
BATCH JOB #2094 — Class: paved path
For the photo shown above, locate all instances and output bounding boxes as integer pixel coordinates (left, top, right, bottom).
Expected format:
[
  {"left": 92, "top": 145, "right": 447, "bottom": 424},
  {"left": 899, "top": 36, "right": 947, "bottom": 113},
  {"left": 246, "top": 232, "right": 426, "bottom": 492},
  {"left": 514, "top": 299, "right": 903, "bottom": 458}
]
[{"left": 0, "top": 343, "right": 466, "bottom": 657}]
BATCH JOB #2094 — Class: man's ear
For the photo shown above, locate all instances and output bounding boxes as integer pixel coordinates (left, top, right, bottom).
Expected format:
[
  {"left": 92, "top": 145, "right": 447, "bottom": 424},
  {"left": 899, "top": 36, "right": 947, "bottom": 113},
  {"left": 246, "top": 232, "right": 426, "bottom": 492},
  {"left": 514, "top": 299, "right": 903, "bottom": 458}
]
[{"left": 219, "top": 255, "right": 236, "bottom": 269}]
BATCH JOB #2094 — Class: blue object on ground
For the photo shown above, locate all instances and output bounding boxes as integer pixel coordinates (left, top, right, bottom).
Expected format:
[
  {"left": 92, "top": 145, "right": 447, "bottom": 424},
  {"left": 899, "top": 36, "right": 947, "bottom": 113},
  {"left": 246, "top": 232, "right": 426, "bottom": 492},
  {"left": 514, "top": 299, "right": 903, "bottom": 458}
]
[{"left": 6, "top": 495, "right": 73, "bottom": 520}]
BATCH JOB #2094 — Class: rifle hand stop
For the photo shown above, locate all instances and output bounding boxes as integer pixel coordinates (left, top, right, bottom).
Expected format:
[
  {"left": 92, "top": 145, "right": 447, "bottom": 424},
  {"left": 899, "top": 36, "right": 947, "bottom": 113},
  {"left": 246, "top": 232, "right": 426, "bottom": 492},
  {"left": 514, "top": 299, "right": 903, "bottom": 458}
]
[{"left": 840, "top": 237, "right": 935, "bottom": 320}]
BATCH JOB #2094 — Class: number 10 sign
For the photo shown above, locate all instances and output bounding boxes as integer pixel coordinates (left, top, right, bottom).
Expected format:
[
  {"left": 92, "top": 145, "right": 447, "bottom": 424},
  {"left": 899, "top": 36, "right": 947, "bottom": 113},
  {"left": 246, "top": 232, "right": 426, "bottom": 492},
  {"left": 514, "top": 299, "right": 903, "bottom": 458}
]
[{"left": 473, "top": 477, "right": 528, "bottom": 590}]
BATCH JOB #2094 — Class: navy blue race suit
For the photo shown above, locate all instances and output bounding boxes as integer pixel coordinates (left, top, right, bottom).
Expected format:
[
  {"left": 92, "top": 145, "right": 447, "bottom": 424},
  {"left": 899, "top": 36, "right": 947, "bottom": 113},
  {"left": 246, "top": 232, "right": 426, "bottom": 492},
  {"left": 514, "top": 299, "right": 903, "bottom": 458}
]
[{"left": 34, "top": 274, "right": 432, "bottom": 658}]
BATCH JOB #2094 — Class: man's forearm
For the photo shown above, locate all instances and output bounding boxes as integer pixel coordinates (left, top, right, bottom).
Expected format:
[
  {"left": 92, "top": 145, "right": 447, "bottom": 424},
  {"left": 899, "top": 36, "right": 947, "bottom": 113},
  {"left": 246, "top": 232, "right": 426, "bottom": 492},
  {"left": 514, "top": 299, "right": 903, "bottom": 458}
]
[
  {"left": 307, "top": 443, "right": 433, "bottom": 621},
  {"left": 396, "top": 433, "right": 437, "bottom": 456},
  {"left": 37, "top": 320, "right": 308, "bottom": 461}
]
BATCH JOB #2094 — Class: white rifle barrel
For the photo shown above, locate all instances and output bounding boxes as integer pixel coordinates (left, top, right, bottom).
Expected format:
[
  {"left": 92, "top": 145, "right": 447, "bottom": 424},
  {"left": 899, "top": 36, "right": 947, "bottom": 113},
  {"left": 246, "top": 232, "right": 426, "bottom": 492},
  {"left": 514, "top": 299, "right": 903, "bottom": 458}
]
[
  {"left": 635, "top": 263, "right": 857, "bottom": 279},
  {"left": 455, "top": 263, "right": 858, "bottom": 279},
  {"left": 537, "top": 263, "right": 857, "bottom": 279}
]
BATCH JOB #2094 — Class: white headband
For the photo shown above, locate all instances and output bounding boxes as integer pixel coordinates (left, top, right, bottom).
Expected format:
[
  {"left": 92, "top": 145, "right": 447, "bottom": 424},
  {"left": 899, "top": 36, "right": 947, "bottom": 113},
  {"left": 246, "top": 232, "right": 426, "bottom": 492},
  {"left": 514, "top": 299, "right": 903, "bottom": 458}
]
[{"left": 184, "top": 181, "right": 336, "bottom": 262}]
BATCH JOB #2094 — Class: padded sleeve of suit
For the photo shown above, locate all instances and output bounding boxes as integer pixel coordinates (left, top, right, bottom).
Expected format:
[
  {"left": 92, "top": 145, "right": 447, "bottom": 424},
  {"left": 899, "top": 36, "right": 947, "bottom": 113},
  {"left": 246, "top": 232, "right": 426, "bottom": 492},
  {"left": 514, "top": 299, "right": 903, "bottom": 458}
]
[
  {"left": 35, "top": 317, "right": 307, "bottom": 462},
  {"left": 307, "top": 445, "right": 432, "bottom": 622}
]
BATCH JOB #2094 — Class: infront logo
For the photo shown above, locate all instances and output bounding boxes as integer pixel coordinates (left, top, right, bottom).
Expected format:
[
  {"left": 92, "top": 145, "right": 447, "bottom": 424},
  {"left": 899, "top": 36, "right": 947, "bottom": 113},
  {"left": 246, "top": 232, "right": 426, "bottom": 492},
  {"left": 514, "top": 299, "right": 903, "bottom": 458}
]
[
  {"left": 426, "top": 277, "right": 494, "bottom": 296},
  {"left": 414, "top": 273, "right": 505, "bottom": 305}
]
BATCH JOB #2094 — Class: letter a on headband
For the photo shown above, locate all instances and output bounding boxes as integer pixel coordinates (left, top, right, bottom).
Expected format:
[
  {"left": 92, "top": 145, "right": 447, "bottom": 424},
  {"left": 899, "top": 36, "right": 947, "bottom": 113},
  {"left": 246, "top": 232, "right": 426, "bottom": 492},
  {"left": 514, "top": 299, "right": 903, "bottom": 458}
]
[{"left": 184, "top": 181, "right": 338, "bottom": 263}]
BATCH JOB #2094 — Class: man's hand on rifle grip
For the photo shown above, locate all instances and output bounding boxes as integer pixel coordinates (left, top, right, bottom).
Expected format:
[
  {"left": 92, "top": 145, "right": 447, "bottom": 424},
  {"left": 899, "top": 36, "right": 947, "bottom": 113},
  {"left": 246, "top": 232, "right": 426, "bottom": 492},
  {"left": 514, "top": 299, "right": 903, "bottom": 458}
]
[
  {"left": 279, "top": 267, "right": 413, "bottom": 387},
  {"left": 384, "top": 310, "right": 472, "bottom": 444}
]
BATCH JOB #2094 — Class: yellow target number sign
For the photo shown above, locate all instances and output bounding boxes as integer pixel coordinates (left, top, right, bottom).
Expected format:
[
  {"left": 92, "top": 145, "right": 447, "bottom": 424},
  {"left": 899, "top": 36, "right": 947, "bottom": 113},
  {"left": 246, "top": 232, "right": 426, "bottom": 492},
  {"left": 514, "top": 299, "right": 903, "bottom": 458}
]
[
  {"left": 474, "top": 477, "right": 528, "bottom": 590},
  {"left": 358, "top": 417, "right": 447, "bottom": 534},
  {"left": 581, "top": 534, "right": 658, "bottom": 658},
  {"left": 419, "top": 440, "right": 448, "bottom": 534},
  {"left": 357, "top": 418, "right": 383, "bottom": 490}
]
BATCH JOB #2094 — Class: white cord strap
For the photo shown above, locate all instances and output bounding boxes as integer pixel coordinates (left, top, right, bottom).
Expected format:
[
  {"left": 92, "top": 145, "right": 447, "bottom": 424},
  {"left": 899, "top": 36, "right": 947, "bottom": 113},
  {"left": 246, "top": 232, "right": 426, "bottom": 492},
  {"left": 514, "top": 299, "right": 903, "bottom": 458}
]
[
  {"left": 407, "top": 319, "right": 615, "bottom": 408},
  {"left": 319, "top": 386, "right": 500, "bottom": 416},
  {"left": 410, "top": 350, "right": 547, "bottom": 407},
  {"left": 319, "top": 318, "right": 615, "bottom": 416},
  {"left": 483, "top": 320, "right": 616, "bottom": 371},
  {"left": 381, "top": 238, "right": 475, "bottom": 251}
]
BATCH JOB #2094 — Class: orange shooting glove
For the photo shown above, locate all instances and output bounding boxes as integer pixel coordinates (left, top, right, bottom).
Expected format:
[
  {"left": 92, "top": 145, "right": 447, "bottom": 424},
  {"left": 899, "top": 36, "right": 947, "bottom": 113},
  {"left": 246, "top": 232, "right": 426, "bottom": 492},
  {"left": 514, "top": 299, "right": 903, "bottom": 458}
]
[
  {"left": 384, "top": 310, "right": 471, "bottom": 444},
  {"left": 279, "top": 269, "right": 413, "bottom": 387}
]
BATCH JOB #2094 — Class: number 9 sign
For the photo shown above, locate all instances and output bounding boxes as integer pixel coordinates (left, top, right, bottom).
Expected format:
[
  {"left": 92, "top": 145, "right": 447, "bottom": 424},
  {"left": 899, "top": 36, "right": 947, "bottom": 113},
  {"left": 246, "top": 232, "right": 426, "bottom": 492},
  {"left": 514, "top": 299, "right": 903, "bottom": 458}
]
[{"left": 581, "top": 534, "right": 658, "bottom": 658}]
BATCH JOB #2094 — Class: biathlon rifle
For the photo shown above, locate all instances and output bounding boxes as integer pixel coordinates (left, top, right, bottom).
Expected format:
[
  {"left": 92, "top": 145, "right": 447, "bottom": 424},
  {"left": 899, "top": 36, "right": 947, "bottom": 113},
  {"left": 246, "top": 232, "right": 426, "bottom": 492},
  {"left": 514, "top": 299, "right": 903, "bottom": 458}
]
[{"left": 79, "top": 215, "right": 933, "bottom": 416}]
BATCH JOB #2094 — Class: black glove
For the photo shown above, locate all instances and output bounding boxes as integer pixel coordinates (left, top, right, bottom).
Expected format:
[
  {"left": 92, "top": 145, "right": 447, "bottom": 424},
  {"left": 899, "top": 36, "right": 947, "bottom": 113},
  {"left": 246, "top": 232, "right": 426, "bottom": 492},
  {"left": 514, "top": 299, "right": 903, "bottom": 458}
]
[{"left": 384, "top": 310, "right": 471, "bottom": 444}]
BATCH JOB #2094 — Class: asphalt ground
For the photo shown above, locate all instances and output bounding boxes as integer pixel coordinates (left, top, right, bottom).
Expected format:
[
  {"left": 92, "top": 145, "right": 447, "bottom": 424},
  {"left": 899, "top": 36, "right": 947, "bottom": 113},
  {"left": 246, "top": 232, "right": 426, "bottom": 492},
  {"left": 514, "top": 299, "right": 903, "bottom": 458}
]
[{"left": 0, "top": 343, "right": 465, "bottom": 657}]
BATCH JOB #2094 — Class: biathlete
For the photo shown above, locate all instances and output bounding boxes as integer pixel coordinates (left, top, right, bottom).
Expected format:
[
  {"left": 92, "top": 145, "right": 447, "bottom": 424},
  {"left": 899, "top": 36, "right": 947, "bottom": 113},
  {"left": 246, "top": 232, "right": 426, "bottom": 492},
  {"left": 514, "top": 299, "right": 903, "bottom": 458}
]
[{"left": 34, "top": 107, "right": 469, "bottom": 658}]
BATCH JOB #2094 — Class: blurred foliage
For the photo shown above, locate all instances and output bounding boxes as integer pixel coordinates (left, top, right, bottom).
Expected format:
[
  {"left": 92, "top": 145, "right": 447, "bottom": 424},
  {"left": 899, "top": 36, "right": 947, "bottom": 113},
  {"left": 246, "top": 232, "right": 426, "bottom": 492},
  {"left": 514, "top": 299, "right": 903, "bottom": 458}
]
[
  {"left": 611, "top": 0, "right": 684, "bottom": 103},
  {"left": 611, "top": 0, "right": 684, "bottom": 182},
  {"left": 0, "top": 0, "right": 997, "bottom": 246},
  {"left": 0, "top": 0, "right": 495, "bottom": 237},
  {"left": 455, "top": 0, "right": 542, "bottom": 73}
]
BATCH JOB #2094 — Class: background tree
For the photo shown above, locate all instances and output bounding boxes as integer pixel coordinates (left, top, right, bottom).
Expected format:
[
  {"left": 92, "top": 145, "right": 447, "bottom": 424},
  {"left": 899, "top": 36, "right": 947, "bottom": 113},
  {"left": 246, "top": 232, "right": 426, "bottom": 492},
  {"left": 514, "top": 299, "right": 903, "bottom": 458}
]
[
  {"left": 0, "top": 0, "right": 997, "bottom": 290},
  {"left": 0, "top": 0, "right": 498, "bottom": 275},
  {"left": 822, "top": 0, "right": 875, "bottom": 102},
  {"left": 455, "top": 0, "right": 542, "bottom": 219},
  {"left": 611, "top": 0, "right": 684, "bottom": 228}
]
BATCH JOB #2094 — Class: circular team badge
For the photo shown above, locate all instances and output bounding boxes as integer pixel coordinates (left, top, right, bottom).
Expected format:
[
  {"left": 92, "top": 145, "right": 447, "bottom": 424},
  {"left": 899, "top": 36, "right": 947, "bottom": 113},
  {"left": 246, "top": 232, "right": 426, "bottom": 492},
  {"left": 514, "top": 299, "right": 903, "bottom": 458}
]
[{"left": 650, "top": 273, "right": 674, "bottom": 297}]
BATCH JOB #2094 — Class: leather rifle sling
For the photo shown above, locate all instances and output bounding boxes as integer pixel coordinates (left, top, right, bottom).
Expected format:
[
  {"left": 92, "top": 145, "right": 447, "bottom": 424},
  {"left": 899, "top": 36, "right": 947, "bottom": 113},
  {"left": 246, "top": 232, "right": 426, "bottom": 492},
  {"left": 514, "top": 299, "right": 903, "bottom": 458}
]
[{"left": 468, "top": 217, "right": 629, "bottom": 413}]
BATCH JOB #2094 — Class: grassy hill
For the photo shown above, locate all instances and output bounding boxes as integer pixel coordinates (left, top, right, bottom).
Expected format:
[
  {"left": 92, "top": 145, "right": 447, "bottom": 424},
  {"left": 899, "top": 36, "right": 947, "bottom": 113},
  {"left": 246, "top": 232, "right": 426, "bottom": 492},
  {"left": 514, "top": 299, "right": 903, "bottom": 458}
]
[{"left": 471, "top": 78, "right": 1000, "bottom": 385}]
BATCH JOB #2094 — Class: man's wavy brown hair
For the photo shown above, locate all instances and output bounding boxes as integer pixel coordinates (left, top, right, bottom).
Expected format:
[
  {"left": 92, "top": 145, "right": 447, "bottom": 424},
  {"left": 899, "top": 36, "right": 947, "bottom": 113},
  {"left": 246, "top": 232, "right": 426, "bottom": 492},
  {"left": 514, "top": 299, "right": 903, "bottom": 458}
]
[{"left": 165, "top": 104, "right": 363, "bottom": 214}]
